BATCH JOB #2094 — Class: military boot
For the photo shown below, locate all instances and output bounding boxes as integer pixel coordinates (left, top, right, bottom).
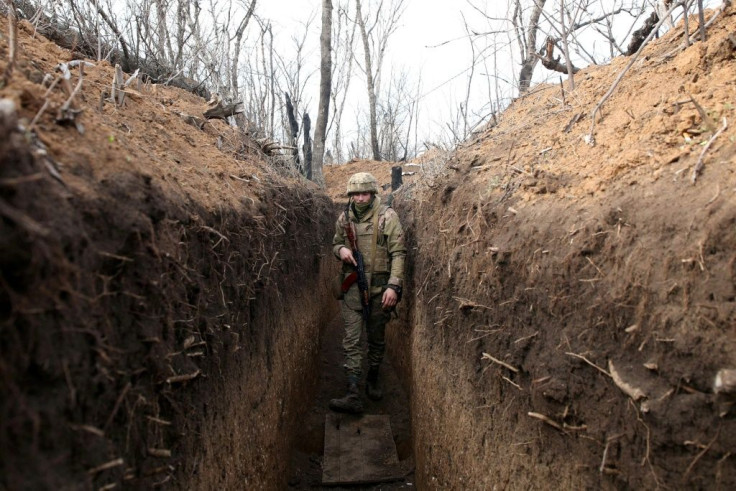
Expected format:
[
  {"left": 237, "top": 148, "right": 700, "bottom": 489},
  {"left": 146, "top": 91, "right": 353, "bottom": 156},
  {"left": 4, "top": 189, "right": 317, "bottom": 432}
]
[
  {"left": 329, "top": 377, "right": 364, "bottom": 414},
  {"left": 365, "top": 366, "right": 383, "bottom": 401}
]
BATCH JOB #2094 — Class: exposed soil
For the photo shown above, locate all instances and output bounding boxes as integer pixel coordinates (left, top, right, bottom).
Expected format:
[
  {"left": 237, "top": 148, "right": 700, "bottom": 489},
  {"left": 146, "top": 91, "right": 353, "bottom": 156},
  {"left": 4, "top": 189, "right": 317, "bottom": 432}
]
[
  {"left": 1, "top": 5, "right": 736, "bottom": 491},
  {"left": 396, "top": 8, "right": 736, "bottom": 490},
  {"left": 287, "top": 313, "right": 414, "bottom": 489},
  {"left": 0, "top": 17, "right": 337, "bottom": 490}
]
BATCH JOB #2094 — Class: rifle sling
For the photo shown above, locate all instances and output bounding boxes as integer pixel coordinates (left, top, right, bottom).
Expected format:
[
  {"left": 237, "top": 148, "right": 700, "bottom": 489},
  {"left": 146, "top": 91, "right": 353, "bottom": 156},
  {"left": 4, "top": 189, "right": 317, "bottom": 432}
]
[{"left": 368, "top": 205, "right": 379, "bottom": 288}]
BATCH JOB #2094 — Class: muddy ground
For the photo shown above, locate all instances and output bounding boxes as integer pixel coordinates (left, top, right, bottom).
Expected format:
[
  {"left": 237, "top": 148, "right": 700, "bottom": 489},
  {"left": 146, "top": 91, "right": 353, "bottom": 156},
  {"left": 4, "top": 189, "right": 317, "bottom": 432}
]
[{"left": 1, "top": 5, "right": 736, "bottom": 491}]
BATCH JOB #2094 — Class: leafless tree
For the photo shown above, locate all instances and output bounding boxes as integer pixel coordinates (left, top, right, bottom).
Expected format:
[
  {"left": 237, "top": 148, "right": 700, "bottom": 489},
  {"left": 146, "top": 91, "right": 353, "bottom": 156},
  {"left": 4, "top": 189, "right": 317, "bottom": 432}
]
[
  {"left": 353, "top": 0, "right": 406, "bottom": 161},
  {"left": 328, "top": 0, "right": 357, "bottom": 164},
  {"left": 311, "top": 0, "right": 332, "bottom": 183}
]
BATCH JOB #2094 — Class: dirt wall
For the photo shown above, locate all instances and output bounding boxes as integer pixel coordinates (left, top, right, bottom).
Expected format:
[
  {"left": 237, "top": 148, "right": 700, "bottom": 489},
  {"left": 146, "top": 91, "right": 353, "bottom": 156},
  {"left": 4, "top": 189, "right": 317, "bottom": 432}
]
[
  {"left": 401, "top": 163, "right": 735, "bottom": 489},
  {"left": 0, "top": 107, "right": 338, "bottom": 489},
  {"left": 396, "top": 9, "right": 736, "bottom": 488}
]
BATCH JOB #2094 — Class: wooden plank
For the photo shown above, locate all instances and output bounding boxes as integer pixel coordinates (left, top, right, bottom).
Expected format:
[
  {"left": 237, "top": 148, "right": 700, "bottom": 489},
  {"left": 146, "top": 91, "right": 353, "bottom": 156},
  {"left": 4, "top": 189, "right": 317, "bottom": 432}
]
[{"left": 322, "top": 413, "right": 403, "bottom": 485}]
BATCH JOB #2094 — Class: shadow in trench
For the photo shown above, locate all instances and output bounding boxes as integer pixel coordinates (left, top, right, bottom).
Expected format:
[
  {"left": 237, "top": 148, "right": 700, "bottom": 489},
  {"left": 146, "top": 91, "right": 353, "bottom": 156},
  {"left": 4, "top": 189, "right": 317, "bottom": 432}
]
[{"left": 287, "top": 314, "right": 414, "bottom": 489}]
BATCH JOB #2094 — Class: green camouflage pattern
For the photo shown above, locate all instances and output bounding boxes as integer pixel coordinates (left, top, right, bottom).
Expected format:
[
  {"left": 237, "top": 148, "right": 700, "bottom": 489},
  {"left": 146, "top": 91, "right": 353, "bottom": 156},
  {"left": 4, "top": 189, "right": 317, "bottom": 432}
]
[{"left": 332, "top": 195, "right": 406, "bottom": 378}]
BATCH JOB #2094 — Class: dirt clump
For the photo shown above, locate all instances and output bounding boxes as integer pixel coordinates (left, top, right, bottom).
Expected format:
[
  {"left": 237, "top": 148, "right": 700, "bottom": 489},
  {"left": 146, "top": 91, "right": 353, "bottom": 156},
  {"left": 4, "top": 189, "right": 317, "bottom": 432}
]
[{"left": 397, "top": 9, "right": 736, "bottom": 489}]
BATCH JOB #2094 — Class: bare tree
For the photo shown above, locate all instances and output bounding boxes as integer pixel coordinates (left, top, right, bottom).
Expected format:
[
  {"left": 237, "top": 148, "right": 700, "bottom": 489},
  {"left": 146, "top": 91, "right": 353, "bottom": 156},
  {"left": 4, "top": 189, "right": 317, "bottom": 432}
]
[
  {"left": 230, "top": 1, "right": 256, "bottom": 101},
  {"left": 329, "top": 0, "right": 357, "bottom": 164},
  {"left": 355, "top": 0, "right": 380, "bottom": 160},
  {"left": 312, "top": 0, "right": 332, "bottom": 183},
  {"left": 353, "top": 0, "right": 406, "bottom": 161}
]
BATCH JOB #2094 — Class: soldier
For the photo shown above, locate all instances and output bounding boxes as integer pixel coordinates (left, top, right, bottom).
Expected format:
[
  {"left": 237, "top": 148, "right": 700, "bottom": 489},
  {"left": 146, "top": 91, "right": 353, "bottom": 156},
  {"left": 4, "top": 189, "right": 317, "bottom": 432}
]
[{"left": 329, "top": 172, "right": 406, "bottom": 414}]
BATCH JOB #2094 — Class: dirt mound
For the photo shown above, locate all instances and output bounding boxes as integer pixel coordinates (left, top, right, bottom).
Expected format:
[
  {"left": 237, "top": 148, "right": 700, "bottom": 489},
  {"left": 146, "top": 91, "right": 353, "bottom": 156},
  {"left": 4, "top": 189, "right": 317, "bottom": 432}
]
[
  {"left": 0, "top": 17, "right": 336, "bottom": 490},
  {"left": 324, "top": 159, "right": 420, "bottom": 203},
  {"left": 397, "top": 8, "right": 736, "bottom": 489}
]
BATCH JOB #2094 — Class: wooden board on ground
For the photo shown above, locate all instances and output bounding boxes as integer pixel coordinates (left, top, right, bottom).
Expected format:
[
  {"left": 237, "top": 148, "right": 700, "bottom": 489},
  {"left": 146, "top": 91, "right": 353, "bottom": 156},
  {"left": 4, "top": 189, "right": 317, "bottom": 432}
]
[{"left": 322, "top": 413, "right": 403, "bottom": 485}]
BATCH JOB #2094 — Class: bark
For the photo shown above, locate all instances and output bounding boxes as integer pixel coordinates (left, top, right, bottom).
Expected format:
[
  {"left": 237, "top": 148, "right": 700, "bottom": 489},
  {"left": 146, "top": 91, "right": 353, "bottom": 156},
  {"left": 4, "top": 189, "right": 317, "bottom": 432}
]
[
  {"left": 284, "top": 92, "right": 300, "bottom": 166},
  {"left": 518, "top": 0, "right": 547, "bottom": 93},
  {"left": 559, "top": 0, "right": 575, "bottom": 90},
  {"left": 302, "top": 112, "right": 312, "bottom": 180},
  {"left": 625, "top": 11, "right": 659, "bottom": 55},
  {"left": 203, "top": 101, "right": 244, "bottom": 120},
  {"left": 391, "top": 166, "right": 402, "bottom": 191},
  {"left": 231, "top": 1, "right": 257, "bottom": 99},
  {"left": 356, "top": 0, "right": 381, "bottom": 161},
  {"left": 312, "top": 0, "right": 332, "bottom": 183},
  {"left": 541, "top": 37, "right": 580, "bottom": 76}
]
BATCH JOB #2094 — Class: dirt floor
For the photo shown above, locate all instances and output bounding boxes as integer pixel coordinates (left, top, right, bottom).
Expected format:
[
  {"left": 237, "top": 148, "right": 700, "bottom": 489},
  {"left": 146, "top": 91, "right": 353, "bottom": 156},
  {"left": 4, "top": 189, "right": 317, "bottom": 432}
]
[
  {"left": 287, "top": 313, "right": 414, "bottom": 489},
  {"left": 2, "top": 5, "right": 736, "bottom": 491}
]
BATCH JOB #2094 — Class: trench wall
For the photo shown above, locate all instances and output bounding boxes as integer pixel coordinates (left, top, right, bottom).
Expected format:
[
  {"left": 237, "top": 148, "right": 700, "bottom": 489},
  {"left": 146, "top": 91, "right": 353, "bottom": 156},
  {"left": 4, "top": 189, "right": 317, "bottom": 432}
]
[
  {"left": 0, "top": 127, "right": 338, "bottom": 489},
  {"left": 395, "top": 165, "right": 736, "bottom": 489}
]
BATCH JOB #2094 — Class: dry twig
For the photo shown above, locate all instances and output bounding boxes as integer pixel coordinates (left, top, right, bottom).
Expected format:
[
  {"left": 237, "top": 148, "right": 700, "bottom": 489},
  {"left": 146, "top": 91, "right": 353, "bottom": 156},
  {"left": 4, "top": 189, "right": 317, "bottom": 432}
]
[
  {"left": 692, "top": 117, "right": 728, "bottom": 184},
  {"left": 481, "top": 352, "right": 519, "bottom": 373},
  {"left": 586, "top": 1, "right": 687, "bottom": 145},
  {"left": 88, "top": 458, "right": 124, "bottom": 475},
  {"left": 566, "top": 352, "right": 611, "bottom": 378},
  {"left": 528, "top": 412, "right": 563, "bottom": 431}
]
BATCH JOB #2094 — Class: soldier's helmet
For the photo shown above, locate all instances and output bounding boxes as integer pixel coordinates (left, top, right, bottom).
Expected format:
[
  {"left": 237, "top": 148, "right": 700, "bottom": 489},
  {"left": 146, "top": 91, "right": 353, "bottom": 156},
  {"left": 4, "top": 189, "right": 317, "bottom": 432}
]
[{"left": 346, "top": 172, "right": 378, "bottom": 195}]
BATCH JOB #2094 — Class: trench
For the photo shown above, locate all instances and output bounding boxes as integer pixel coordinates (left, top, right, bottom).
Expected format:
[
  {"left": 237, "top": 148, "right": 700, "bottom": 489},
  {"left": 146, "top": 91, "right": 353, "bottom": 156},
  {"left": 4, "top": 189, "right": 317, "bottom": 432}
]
[{"left": 3, "top": 106, "right": 736, "bottom": 491}]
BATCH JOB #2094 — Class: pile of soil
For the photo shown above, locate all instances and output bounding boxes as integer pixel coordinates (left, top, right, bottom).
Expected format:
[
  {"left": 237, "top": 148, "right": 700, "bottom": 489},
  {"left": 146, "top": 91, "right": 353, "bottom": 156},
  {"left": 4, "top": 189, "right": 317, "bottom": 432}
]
[{"left": 398, "top": 7, "right": 736, "bottom": 489}]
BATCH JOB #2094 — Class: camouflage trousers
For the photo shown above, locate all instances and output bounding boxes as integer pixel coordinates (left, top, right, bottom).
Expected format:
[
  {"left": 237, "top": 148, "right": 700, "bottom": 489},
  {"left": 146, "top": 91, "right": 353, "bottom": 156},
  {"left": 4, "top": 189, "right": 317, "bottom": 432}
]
[{"left": 340, "top": 294, "right": 391, "bottom": 379}]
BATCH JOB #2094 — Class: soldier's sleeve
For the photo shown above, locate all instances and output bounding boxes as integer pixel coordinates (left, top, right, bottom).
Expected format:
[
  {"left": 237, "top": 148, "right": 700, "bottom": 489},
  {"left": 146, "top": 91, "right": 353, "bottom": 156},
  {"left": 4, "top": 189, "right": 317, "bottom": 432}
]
[
  {"left": 383, "top": 208, "right": 406, "bottom": 287},
  {"left": 332, "top": 214, "right": 348, "bottom": 259}
]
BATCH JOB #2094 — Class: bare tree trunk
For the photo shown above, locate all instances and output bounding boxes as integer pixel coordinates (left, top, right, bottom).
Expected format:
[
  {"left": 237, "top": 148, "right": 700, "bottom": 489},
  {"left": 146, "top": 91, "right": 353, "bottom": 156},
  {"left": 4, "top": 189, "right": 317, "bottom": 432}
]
[
  {"left": 355, "top": 0, "right": 381, "bottom": 161},
  {"left": 284, "top": 92, "right": 300, "bottom": 167},
  {"left": 518, "top": 0, "right": 547, "bottom": 93},
  {"left": 331, "top": 2, "right": 357, "bottom": 164},
  {"left": 312, "top": 0, "right": 332, "bottom": 184},
  {"left": 302, "top": 112, "right": 313, "bottom": 180},
  {"left": 231, "top": 1, "right": 256, "bottom": 100},
  {"left": 559, "top": 0, "right": 575, "bottom": 90}
]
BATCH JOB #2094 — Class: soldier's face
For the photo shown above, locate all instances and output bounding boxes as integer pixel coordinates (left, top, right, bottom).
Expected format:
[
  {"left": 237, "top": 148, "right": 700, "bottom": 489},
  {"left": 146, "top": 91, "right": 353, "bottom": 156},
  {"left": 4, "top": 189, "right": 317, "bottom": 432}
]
[{"left": 352, "top": 192, "right": 373, "bottom": 204}]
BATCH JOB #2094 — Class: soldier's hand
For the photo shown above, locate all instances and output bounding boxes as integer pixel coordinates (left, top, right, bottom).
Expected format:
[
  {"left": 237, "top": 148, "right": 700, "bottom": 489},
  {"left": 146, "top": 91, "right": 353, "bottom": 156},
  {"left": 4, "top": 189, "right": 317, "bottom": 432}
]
[
  {"left": 339, "top": 246, "right": 357, "bottom": 266},
  {"left": 382, "top": 288, "right": 398, "bottom": 309}
]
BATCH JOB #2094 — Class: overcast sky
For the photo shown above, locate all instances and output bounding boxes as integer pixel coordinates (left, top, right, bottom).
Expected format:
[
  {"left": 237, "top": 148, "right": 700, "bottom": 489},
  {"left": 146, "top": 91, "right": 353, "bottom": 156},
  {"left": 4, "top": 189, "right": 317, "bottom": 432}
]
[
  {"left": 253, "top": 0, "right": 722, "bottom": 149},
  {"left": 254, "top": 1, "right": 504, "bottom": 144}
]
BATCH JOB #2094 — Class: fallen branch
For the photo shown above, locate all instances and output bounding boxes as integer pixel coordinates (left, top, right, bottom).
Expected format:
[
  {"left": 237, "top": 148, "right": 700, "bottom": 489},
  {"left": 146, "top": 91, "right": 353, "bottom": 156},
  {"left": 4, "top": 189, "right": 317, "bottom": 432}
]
[
  {"left": 692, "top": 117, "right": 728, "bottom": 184},
  {"left": 689, "top": 94, "right": 717, "bottom": 133},
  {"left": 57, "top": 64, "right": 86, "bottom": 133},
  {"left": 204, "top": 100, "right": 244, "bottom": 121},
  {"left": 682, "top": 431, "right": 719, "bottom": 482},
  {"left": 0, "top": 199, "right": 50, "bottom": 236}
]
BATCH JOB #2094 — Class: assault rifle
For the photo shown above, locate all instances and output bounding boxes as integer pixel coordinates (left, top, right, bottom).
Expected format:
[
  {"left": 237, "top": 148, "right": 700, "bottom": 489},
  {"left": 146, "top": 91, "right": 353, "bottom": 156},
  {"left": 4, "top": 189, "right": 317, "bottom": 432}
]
[{"left": 343, "top": 219, "right": 371, "bottom": 323}]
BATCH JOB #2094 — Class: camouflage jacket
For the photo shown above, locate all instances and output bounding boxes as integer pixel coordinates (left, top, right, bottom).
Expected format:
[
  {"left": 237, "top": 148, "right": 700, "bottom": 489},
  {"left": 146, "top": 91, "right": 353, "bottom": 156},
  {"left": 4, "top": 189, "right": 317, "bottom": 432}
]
[{"left": 332, "top": 196, "right": 406, "bottom": 297}]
